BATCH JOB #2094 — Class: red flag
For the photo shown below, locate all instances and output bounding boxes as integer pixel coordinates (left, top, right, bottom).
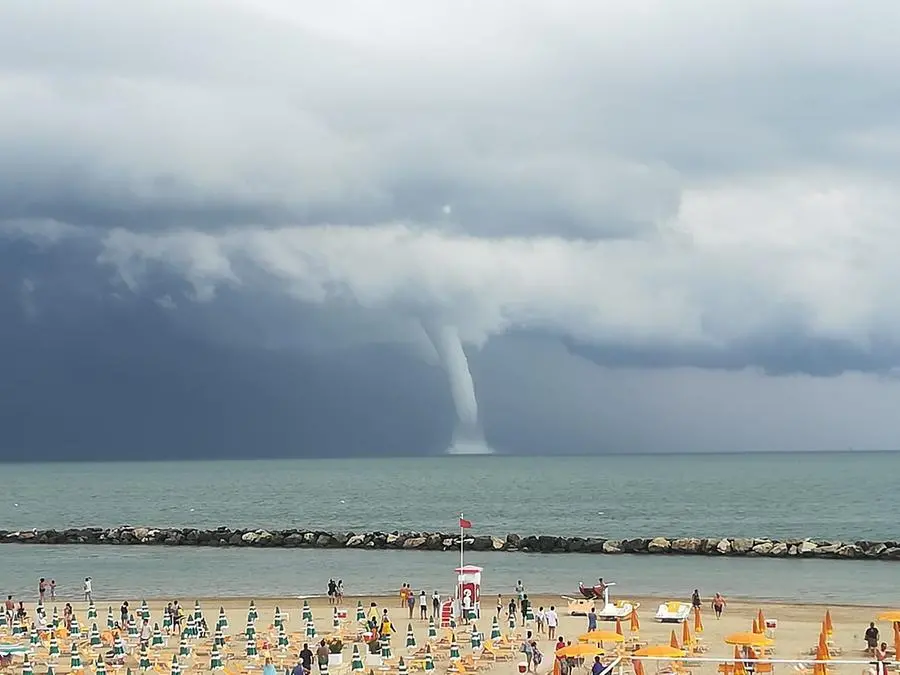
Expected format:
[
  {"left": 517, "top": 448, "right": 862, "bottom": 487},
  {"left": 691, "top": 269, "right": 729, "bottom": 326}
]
[{"left": 459, "top": 517, "right": 472, "bottom": 529}]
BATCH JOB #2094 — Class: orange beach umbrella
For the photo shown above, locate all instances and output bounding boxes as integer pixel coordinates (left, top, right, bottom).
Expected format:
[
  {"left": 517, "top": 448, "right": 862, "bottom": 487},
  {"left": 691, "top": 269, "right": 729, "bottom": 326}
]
[
  {"left": 630, "top": 608, "right": 641, "bottom": 633},
  {"left": 578, "top": 631, "right": 624, "bottom": 644},
  {"left": 634, "top": 645, "right": 685, "bottom": 658},
  {"left": 633, "top": 660, "right": 646, "bottom": 675},
  {"left": 751, "top": 618, "right": 760, "bottom": 635},
  {"left": 893, "top": 623, "right": 900, "bottom": 662},
  {"left": 681, "top": 620, "right": 692, "bottom": 649},
  {"left": 557, "top": 643, "right": 605, "bottom": 658},
  {"left": 615, "top": 618, "right": 624, "bottom": 636},
  {"left": 877, "top": 611, "right": 900, "bottom": 622},
  {"left": 724, "top": 633, "right": 774, "bottom": 647},
  {"left": 823, "top": 610, "right": 833, "bottom": 636},
  {"left": 693, "top": 606, "right": 704, "bottom": 634},
  {"left": 733, "top": 646, "right": 746, "bottom": 675},
  {"left": 757, "top": 609, "right": 766, "bottom": 632},
  {"left": 670, "top": 630, "right": 680, "bottom": 649}
]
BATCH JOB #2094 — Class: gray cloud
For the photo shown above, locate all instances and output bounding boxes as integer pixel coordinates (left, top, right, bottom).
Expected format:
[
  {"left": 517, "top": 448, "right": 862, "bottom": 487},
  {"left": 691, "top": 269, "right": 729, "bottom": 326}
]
[{"left": 3, "top": 0, "right": 900, "bottom": 394}]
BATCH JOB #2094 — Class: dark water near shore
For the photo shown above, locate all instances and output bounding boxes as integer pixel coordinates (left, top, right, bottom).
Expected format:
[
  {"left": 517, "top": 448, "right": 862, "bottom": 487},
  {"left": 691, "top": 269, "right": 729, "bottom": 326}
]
[{"left": 0, "top": 453, "right": 894, "bottom": 605}]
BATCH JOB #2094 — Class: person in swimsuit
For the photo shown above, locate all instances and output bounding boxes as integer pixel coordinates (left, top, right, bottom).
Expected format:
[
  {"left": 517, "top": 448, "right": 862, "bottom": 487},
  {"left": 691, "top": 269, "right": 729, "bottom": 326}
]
[
  {"left": 875, "top": 642, "right": 889, "bottom": 675},
  {"left": 712, "top": 593, "right": 726, "bottom": 618}
]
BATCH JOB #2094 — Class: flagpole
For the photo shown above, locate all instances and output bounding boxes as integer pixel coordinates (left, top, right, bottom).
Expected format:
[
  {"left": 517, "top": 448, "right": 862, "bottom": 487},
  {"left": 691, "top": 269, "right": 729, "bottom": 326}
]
[{"left": 459, "top": 512, "right": 465, "bottom": 570}]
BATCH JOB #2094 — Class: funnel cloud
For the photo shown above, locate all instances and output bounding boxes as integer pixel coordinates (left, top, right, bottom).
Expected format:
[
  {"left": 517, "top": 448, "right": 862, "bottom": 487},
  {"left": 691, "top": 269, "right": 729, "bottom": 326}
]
[{"left": 422, "top": 321, "right": 494, "bottom": 455}]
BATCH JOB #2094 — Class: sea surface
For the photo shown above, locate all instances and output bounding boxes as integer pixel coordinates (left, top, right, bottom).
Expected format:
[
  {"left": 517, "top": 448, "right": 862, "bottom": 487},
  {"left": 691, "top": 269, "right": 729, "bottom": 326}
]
[{"left": 0, "top": 453, "right": 896, "bottom": 605}]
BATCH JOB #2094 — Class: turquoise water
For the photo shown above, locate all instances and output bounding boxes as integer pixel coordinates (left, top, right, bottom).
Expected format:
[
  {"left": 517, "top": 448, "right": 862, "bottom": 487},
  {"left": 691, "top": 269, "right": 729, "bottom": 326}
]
[{"left": 0, "top": 453, "right": 896, "bottom": 604}]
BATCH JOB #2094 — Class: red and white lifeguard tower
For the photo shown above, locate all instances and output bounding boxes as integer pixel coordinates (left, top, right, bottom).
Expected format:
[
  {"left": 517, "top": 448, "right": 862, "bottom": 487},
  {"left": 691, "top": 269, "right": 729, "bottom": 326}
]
[{"left": 440, "top": 565, "right": 484, "bottom": 626}]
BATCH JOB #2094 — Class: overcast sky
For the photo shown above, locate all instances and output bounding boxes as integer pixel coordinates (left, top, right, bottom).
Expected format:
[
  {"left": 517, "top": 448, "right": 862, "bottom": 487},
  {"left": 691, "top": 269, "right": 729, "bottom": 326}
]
[{"left": 3, "top": 0, "right": 900, "bottom": 458}]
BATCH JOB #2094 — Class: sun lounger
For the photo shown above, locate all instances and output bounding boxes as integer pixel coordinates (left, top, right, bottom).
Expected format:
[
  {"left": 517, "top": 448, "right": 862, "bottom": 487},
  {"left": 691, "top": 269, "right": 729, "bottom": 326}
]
[{"left": 655, "top": 602, "right": 691, "bottom": 623}]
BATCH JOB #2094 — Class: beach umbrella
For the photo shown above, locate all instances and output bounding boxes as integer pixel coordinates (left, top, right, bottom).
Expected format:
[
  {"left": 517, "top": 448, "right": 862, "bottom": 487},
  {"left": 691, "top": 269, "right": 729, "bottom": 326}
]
[
  {"left": 470, "top": 627, "right": 481, "bottom": 650},
  {"left": 557, "top": 644, "right": 604, "bottom": 659},
  {"left": 210, "top": 646, "right": 223, "bottom": 671},
  {"left": 178, "top": 638, "right": 191, "bottom": 658},
  {"left": 633, "top": 646, "right": 685, "bottom": 658},
  {"left": 693, "top": 607, "right": 703, "bottom": 634},
  {"left": 70, "top": 642, "right": 82, "bottom": 670},
  {"left": 424, "top": 652, "right": 434, "bottom": 672},
  {"left": 0, "top": 613, "right": 6, "bottom": 628},
  {"left": 70, "top": 616, "right": 82, "bottom": 638},
  {"left": 302, "top": 601, "right": 312, "bottom": 623},
  {"left": 245, "top": 637, "right": 258, "bottom": 659},
  {"left": 823, "top": 610, "right": 833, "bottom": 637},
  {"left": 245, "top": 617, "right": 255, "bottom": 640},
  {"left": 161, "top": 611, "right": 172, "bottom": 634},
  {"left": 427, "top": 618, "right": 437, "bottom": 642},
  {"left": 356, "top": 602, "right": 365, "bottom": 624},
  {"left": 138, "top": 646, "right": 151, "bottom": 671},
  {"left": 127, "top": 616, "right": 138, "bottom": 639},
  {"left": 723, "top": 633, "right": 774, "bottom": 648},
  {"left": 170, "top": 655, "right": 181, "bottom": 675},
  {"left": 87, "top": 602, "right": 97, "bottom": 621},
  {"left": 320, "top": 661, "right": 329, "bottom": 675},
  {"left": 380, "top": 640, "right": 392, "bottom": 660},
  {"left": 757, "top": 609, "right": 766, "bottom": 633},
  {"left": 46, "top": 666, "right": 55, "bottom": 675},
  {"left": 448, "top": 636, "right": 459, "bottom": 661},
  {"left": 22, "top": 654, "right": 33, "bottom": 675},
  {"left": 751, "top": 618, "right": 760, "bottom": 634},
  {"left": 193, "top": 601, "right": 202, "bottom": 623},
  {"left": 52, "top": 607, "right": 59, "bottom": 626},
  {"left": 216, "top": 607, "right": 228, "bottom": 632},
  {"left": 248, "top": 601, "right": 258, "bottom": 623},
  {"left": 113, "top": 634, "right": 126, "bottom": 659},
  {"left": 274, "top": 607, "right": 283, "bottom": 630},
  {"left": 894, "top": 624, "right": 900, "bottom": 667},
  {"left": 578, "top": 631, "right": 624, "bottom": 644},
  {"left": 630, "top": 608, "right": 641, "bottom": 634},
  {"left": 106, "top": 608, "right": 114, "bottom": 631},
  {"left": 151, "top": 624, "right": 163, "bottom": 648},
  {"left": 277, "top": 624, "right": 289, "bottom": 651},
  {"left": 94, "top": 657, "right": 107, "bottom": 675},
  {"left": 350, "top": 645, "right": 364, "bottom": 672},
  {"left": 397, "top": 657, "right": 407, "bottom": 675},
  {"left": 213, "top": 629, "right": 225, "bottom": 649},
  {"left": 182, "top": 615, "right": 194, "bottom": 641},
  {"left": 681, "top": 620, "right": 692, "bottom": 651},
  {"left": 507, "top": 614, "right": 515, "bottom": 632},
  {"left": 48, "top": 633, "right": 60, "bottom": 657},
  {"left": 333, "top": 608, "right": 340, "bottom": 631},
  {"left": 525, "top": 606, "right": 534, "bottom": 624},
  {"left": 490, "top": 616, "right": 500, "bottom": 641},
  {"left": 139, "top": 601, "right": 150, "bottom": 623},
  {"left": 305, "top": 620, "right": 316, "bottom": 640},
  {"left": 669, "top": 630, "right": 680, "bottom": 650},
  {"left": 30, "top": 627, "right": 40, "bottom": 648},
  {"left": 89, "top": 623, "right": 101, "bottom": 647},
  {"left": 11, "top": 619, "right": 24, "bottom": 636},
  {"left": 405, "top": 624, "right": 416, "bottom": 649}
]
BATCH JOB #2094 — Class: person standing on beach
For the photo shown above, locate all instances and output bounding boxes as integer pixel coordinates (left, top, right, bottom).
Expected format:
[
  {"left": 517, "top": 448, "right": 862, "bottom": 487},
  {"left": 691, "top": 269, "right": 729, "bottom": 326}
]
[
  {"left": 39, "top": 578, "right": 47, "bottom": 603},
  {"left": 419, "top": 591, "right": 428, "bottom": 620},
  {"left": 299, "top": 644, "right": 313, "bottom": 674},
  {"left": 431, "top": 591, "right": 440, "bottom": 619},
  {"left": 316, "top": 641, "right": 329, "bottom": 672},
  {"left": 508, "top": 597, "right": 516, "bottom": 619},
  {"left": 536, "top": 606, "right": 545, "bottom": 636},
  {"left": 865, "top": 623, "right": 880, "bottom": 655},
  {"left": 546, "top": 605, "right": 559, "bottom": 640},
  {"left": 587, "top": 607, "right": 597, "bottom": 632},
  {"left": 711, "top": 594, "right": 726, "bottom": 618},
  {"left": 496, "top": 594, "right": 503, "bottom": 616},
  {"left": 407, "top": 590, "right": 416, "bottom": 619},
  {"left": 691, "top": 590, "right": 701, "bottom": 610},
  {"left": 49, "top": 580, "right": 55, "bottom": 600},
  {"left": 520, "top": 595, "right": 530, "bottom": 624},
  {"left": 515, "top": 580, "right": 525, "bottom": 601},
  {"left": 400, "top": 584, "right": 409, "bottom": 609},
  {"left": 83, "top": 577, "right": 92, "bottom": 602},
  {"left": 336, "top": 580, "right": 344, "bottom": 604},
  {"left": 327, "top": 579, "right": 336, "bottom": 605}
]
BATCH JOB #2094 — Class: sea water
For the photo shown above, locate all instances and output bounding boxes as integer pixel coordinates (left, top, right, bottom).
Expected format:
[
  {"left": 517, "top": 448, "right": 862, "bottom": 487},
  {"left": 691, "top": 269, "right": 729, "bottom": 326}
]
[{"left": 0, "top": 452, "right": 894, "bottom": 603}]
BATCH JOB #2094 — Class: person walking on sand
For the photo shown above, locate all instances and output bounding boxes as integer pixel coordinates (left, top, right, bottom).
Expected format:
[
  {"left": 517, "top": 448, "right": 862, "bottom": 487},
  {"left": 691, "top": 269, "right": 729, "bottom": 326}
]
[
  {"left": 865, "top": 623, "right": 880, "bottom": 656},
  {"left": 83, "top": 577, "right": 93, "bottom": 602},
  {"left": 691, "top": 590, "right": 701, "bottom": 610},
  {"left": 496, "top": 594, "right": 503, "bottom": 616},
  {"left": 711, "top": 593, "right": 726, "bottom": 619},
  {"left": 546, "top": 605, "right": 559, "bottom": 641},
  {"left": 536, "top": 606, "right": 546, "bottom": 636},
  {"left": 520, "top": 630, "right": 535, "bottom": 673},
  {"left": 419, "top": 590, "right": 428, "bottom": 620}
]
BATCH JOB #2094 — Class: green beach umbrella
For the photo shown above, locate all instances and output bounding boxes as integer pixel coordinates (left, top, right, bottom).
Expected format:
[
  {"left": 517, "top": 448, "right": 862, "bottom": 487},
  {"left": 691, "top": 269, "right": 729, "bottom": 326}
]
[
  {"left": 87, "top": 602, "right": 97, "bottom": 621},
  {"left": 470, "top": 627, "right": 481, "bottom": 650},
  {"left": 113, "top": 634, "right": 126, "bottom": 659},
  {"left": 350, "top": 645, "right": 363, "bottom": 672},
  {"left": 405, "top": 624, "right": 416, "bottom": 649},
  {"left": 380, "top": 641, "right": 391, "bottom": 660},
  {"left": 139, "top": 601, "right": 150, "bottom": 623},
  {"left": 356, "top": 602, "right": 365, "bottom": 624},
  {"left": 106, "top": 608, "right": 115, "bottom": 631},
  {"left": 490, "top": 616, "right": 500, "bottom": 641},
  {"left": 139, "top": 646, "right": 151, "bottom": 671},
  {"left": 170, "top": 655, "right": 181, "bottom": 675},
  {"left": 70, "top": 642, "right": 82, "bottom": 670},
  {"left": 49, "top": 633, "right": 60, "bottom": 657},
  {"left": 332, "top": 608, "right": 340, "bottom": 631},
  {"left": 127, "top": 616, "right": 138, "bottom": 638},
  {"left": 192, "top": 601, "right": 202, "bottom": 624},
  {"left": 305, "top": 620, "right": 316, "bottom": 640},
  {"left": 11, "top": 619, "right": 24, "bottom": 636},
  {"left": 52, "top": 607, "right": 59, "bottom": 626},
  {"left": 448, "top": 637, "right": 459, "bottom": 661},
  {"left": 397, "top": 657, "right": 407, "bottom": 675},
  {"left": 89, "top": 623, "right": 101, "bottom": 647},
  {"left": 177, "top": 637, "right": 190, "bottom": 658},
  {"left": 182, "top": 615, "right": 194, "bottom": 641},
  {"left": 245, "top": 637, "right": 258, "bottom": 659},
  {"left": 273, "top": 607, "right": 283, "bottom": 630},
  {"left": 30, "top": 627, "right": 39, "bottom": 647},
  {"left": 248, "top": 601, "right": 258, "bottom": 623},
  {"left": 162, "top": 611, "right": 172, "bottom": 633},
  {"left": 210, "top": 645, "right": 223, "bottom": 671},
  {"left": 244, "top": 617, "right": 255, "bottom": 640},
  {"left": 277, "top": 624, "right": 289, "bottom": 651},
  {"left": 47, "top": 666, "right": 55, "bottom": 675},
  {"left": 94, "top": 656, "right": 107, "bottom": 675},
  {"left": 70, "top": 616, "right": 82, "bottom": 638},
  {"left": 151, "top": 624, "right": 163, "bottom": 648},
  {"left": 0, "top": 613, "right": 6, "bottom": 628},
  {"left": 213, "top": 629, "right": 225, "bottom": 649},
  {"left": 424, "top": 652, "right": 434, "bottom": 672},
  {"left": 448, "top": 616, "right": 456, "bottom": 631},
  {"left": 22, "top": 654, "right": 34, "bottom": 675},
  {"left": 301, "top": 601, "right": 312, "bottom": 623},
  {"left": 427, "top": 618, "right": 437, "bottom": 641},
  {"left": 320, "top": 661, "right": 329, "bottom": 675},
  {"left": 216, "top": 607, "right": 228, "bottom": 632},
  {"left": 525, "top": 606, "right": 534, "bottom": 623},
  {"left": 507, "top": 614, "right": 516, "bottom": 632}
]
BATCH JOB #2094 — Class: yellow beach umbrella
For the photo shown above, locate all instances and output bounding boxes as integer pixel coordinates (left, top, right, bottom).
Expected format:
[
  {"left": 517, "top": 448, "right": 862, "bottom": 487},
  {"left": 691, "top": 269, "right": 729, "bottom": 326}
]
[
  {"left": 877, "top": 611, "right": 900, "bottom": 622},
  {"left": 724, "top": 633, "right": 774, "bottom": 647},
  {"left": 557, "top": 644, "right": 605, "bottom": 658},
  {"left": 633, "top": 646, "right": 685, "bottom": 658},
  {"left": 578, "top": 631, "right": 624, "bottom": 644},
  {"left": 693, "top": 607, "right": 703, "bottom": 634}
]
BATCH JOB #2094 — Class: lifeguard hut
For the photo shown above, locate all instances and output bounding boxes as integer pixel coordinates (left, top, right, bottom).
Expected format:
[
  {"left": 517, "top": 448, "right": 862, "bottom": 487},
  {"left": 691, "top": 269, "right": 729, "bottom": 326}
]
[{"left": 440, "top": 565, "right": 483, "bottom": 626}]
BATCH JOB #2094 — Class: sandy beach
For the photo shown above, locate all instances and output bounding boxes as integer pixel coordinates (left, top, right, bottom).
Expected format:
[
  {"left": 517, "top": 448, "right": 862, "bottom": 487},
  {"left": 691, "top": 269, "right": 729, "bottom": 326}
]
[{"left": 3, "top": 592, "right": 889, "bottom": 675}]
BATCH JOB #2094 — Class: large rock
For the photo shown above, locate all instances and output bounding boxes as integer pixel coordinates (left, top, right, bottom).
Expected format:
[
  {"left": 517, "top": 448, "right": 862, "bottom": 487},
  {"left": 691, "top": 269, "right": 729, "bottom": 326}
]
[
  {"left": 731, "top": 538, "right": 753, "bottom": 554},
  {"left": 602, "top": 540, "right": 623, "bottom": 554},
  {"left": 716, "top": 539, "right": 732, "bottom": 555},
  {"left": 797, "top": 540, "right": 817, "bottom": 556},
  {"left": 647, "top": 537, "right": 671, "bottom": 553},
  {"left": 751, "top": 541, "right": 774, "bottom": 555},
  {"left": 402, "top": 537, "right": 427, "bottom": 549},
  {"left": 491, "top": 537, "right": 506, "bottom": 551}
]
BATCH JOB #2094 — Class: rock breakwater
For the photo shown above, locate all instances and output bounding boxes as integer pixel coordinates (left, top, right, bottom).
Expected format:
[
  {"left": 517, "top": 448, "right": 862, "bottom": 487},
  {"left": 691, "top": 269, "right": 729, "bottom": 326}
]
[{"left": 1, "top": 528, "right": 899, "bottom": 560}]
